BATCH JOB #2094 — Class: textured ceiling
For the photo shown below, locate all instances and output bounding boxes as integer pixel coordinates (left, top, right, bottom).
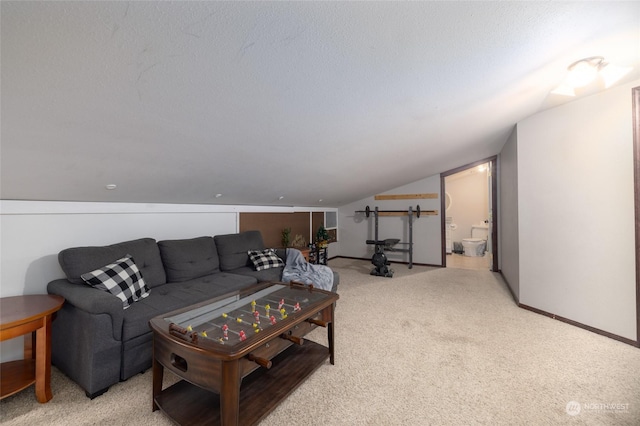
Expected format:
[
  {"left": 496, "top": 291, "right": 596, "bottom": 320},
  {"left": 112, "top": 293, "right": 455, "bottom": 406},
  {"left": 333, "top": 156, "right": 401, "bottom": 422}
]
[{"left": 2, "top": 1, "right": 639, "bottom": 207}]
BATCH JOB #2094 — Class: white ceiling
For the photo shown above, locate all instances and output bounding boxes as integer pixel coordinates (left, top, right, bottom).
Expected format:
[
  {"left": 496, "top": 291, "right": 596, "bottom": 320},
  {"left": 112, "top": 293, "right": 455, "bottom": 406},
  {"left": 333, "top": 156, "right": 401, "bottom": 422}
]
[{"left": 2, "top": 1, "right": 639, "bottom": 207}]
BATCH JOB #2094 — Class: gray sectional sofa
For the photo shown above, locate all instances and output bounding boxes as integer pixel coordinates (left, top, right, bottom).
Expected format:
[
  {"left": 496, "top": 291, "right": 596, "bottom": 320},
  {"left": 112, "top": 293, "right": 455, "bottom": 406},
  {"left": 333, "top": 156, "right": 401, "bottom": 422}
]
[{"left": 47, "top": 230, "right": 339, "bottom": 398}]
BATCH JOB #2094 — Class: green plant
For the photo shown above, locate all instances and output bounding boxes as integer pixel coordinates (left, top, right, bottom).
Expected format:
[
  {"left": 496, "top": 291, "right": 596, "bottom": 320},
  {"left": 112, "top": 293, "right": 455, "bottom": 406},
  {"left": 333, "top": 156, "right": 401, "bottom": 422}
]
[
  {"left": 281, "top": 227, "right": 291, "bottom": 247},
  {"left": 316, "top": 225, "right": 329, "bottom": 243}
]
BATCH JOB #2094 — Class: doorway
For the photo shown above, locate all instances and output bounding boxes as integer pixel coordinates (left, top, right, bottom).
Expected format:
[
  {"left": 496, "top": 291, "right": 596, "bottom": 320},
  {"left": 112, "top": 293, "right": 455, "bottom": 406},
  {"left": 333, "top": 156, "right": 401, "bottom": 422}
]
[
  {"left": 440, "top": 156, "right": 498, "bottom": 271},
  {"left": 632, "top": 86, "right": 639, "bottom": 347}
]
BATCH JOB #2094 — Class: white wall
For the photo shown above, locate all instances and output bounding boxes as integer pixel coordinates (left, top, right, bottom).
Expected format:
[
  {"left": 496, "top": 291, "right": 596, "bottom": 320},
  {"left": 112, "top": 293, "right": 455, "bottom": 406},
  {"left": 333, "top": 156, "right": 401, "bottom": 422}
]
[
  {"left": 499, "top": 127, "right": 520, "bottom": 299},
  {"left": 338, "top": 175, "right": 442, "bottom": 266},
  {"left": 517, "top": 79, "right": 638, "bottom": 340},
  {"left": 0, "top": 200, "right": 335, "bottom": 360}
]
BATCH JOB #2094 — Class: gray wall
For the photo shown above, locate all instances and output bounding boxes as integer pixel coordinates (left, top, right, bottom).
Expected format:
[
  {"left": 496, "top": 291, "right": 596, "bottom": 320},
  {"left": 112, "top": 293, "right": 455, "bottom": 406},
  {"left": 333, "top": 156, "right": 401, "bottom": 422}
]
[
  {"left": 498, "top": 127, "right": 519, "bottom": 299},
  {"left": 337, "top": 175, "right": 443, "bottom": 266},
  {"left": 516, "top": 79, "right": 638, "bottom": 340}
]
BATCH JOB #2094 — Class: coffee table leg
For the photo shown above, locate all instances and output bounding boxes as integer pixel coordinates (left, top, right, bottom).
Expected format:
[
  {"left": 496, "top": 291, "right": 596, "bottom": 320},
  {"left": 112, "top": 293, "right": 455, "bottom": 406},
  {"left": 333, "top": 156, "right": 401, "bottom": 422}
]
[
  {"left": 328, "top": 304, "right": 335, "bottom": 365},
  {"left": 152, "top": 354, "right": 163, "bottom": 411},
  {"left": 220, "top": 360, "right": 241, "bottom": 426},
  {"left": 34, "top": 315, "right": 53, "bottom": 403}
]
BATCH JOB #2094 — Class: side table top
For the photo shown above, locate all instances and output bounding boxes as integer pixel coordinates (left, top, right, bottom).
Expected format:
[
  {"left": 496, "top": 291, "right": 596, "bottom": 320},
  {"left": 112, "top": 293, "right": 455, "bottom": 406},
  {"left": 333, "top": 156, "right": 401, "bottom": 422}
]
[{"left": 0, "top": 295, "right": 65, "bottom": 331}]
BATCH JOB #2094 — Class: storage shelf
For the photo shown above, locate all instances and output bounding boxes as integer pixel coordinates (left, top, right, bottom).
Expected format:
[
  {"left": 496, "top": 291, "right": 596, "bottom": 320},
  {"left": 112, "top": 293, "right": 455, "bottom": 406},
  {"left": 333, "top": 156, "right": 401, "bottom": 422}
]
[{"left": 154, "top": 341, "right": 329, "bottom": 426}]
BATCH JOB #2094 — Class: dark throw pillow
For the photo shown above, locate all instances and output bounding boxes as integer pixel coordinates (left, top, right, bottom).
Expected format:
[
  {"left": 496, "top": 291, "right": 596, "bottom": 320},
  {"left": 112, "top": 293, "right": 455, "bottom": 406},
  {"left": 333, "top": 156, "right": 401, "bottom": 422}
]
[
  {"left": 248, "top": 249, "right": 284, "bottom": 271},
  {"left": 81, "top": 255, "right": 150, "bottom": 309}
]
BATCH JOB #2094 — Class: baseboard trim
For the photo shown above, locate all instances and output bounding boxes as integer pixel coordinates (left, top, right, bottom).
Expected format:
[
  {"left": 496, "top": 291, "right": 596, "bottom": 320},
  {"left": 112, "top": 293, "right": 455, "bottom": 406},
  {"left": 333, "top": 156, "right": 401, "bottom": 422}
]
[
  {"left": 332, "top": 256, "right": 444, "bottom": 268},
  {"left": 518, "top": 303, "right": 639, "bottom": 348}
]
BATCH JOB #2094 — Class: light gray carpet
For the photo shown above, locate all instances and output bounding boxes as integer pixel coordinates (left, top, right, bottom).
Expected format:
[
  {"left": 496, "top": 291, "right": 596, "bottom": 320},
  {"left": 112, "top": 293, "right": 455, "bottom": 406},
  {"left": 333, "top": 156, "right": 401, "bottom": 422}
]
[{"left": 1, "top": 259, "right": 639, "bottom": 425}]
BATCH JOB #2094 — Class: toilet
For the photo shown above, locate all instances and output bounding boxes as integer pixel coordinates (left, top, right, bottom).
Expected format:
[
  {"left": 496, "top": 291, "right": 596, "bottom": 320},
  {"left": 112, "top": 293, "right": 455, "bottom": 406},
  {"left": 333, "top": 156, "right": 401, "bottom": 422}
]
[{"left": 462, "top": 224, "right": 488, "bottom": 257}]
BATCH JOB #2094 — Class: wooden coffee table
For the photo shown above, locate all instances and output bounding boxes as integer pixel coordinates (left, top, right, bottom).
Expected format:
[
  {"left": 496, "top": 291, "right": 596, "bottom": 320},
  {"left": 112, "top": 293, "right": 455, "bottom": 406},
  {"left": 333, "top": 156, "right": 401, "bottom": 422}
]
[
  {"left": 150, "top": 282, "right": 338, "bottom": 426},
  {"left": 0, "top": 294, "right": 64, "bottom": 403}
]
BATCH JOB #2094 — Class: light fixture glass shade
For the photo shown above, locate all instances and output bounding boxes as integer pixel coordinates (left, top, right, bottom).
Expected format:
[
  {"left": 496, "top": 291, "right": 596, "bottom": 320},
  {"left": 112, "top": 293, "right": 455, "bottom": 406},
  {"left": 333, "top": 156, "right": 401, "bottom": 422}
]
[
  {"left": 566, "top": 61, "right": 599, "bottom": 88},
  {"left": 550, "top": 84, "right": 575, "bottom": 97},
  {"left": 551, "top": 56, "right": 633, "bottom": 97},
  {"left": 600, "top": 64, "right": 632, "bottom": 88}
]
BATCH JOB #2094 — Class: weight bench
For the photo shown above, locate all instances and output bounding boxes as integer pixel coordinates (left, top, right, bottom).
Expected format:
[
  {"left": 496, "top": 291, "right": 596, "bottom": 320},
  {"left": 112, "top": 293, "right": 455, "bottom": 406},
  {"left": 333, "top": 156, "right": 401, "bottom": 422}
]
[{"left": 366, "top": 239, "right": 400, "bottom": 277}]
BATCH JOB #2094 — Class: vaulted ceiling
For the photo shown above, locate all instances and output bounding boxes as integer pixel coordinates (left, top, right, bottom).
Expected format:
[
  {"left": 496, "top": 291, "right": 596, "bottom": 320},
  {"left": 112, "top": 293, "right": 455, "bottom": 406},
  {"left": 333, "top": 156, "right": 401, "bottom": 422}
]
[{"left": 2, "top": 1, "right": 639, "bottom": 207}]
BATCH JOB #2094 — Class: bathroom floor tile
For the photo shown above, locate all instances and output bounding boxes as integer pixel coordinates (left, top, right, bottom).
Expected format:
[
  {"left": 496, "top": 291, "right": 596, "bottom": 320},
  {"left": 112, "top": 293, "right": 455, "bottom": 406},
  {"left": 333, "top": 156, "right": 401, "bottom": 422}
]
[{"left": 446, "top": 252, "right": 491, "bottom": 271}]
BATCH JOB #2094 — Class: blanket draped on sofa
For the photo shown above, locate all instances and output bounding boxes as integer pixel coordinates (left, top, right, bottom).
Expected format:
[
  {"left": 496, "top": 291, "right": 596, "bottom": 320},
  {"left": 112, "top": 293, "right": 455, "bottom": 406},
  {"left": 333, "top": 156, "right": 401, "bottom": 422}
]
[{"left": 281, "top": 248, "right": 334, "bottom": 291}]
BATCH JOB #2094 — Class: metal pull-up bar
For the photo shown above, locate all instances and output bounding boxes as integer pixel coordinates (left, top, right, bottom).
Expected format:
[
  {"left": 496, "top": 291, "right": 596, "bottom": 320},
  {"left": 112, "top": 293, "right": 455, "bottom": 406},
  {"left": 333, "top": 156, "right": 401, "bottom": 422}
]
[{"left": 355, "top": 205, "right": 437, "bottom": 218}]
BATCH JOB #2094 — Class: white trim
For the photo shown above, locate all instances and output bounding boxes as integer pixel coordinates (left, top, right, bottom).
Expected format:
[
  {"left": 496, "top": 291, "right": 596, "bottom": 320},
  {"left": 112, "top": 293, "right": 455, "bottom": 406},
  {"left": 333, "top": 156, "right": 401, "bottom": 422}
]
[{"left": 0, "top": 200, "right": 337, "bottom": 215}]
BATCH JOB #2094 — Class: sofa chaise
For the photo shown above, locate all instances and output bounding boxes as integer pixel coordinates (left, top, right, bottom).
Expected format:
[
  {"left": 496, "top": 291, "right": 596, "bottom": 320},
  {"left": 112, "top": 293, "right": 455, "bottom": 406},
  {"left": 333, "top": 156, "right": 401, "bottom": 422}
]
[{"left": 47, "top": 230, "right": 339, "bottom": 398}]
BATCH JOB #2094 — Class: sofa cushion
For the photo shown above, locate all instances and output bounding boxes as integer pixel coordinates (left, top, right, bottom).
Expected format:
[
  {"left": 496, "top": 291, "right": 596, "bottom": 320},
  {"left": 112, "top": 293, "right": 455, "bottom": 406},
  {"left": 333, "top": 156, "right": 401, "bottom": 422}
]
[
  {"left": 81, "top": 255, "right": 150, "bottom": 309},
  {"left": 59, "top": 238, "right": 166, "bottom": 288},
  {"left": 158, "top": 237, "right": 220, "bottom": 282},
  {"left": 214, "top": 231, "right": 265, "bottom": 271},
  {"left": 228, "top": 265, "right": 283, "bottom": 283},
  {"left": 248, "top": 249, "right": 284, "bottom": 271},
  {"left": 121, "top": 272, "right": 258, "bottom": 341}
]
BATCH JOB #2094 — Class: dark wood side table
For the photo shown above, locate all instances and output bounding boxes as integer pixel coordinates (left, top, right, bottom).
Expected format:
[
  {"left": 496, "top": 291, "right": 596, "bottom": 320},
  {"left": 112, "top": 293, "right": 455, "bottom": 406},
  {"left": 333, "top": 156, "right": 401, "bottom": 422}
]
[
  {"left": 279, "top": 247, "right": 310, "bottom": 262},
  {"left": 0, "top": 294, "right": 64, "bottom": 403},
  {"left": 298, "top": 247, "right": 311, "bottom": 261},
  {"left": 309, "top": 245, "right": 328, "bottom": 265}
]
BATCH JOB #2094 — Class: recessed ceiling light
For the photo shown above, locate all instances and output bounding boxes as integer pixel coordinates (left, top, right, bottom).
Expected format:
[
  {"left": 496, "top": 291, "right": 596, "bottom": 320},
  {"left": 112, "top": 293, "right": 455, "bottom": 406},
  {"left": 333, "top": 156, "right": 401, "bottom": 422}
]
[
  {"left": 278, "top": 196, "right": 284, "bottom": 200},
  {"left": 318, "top": 199, "right": 323, "bottom": 203},
  {"left": 215, "top": 193, "right": 222, "bottom": 198},
  {"left": 105, "top": 184, "right": 117, "bottom": 190}
]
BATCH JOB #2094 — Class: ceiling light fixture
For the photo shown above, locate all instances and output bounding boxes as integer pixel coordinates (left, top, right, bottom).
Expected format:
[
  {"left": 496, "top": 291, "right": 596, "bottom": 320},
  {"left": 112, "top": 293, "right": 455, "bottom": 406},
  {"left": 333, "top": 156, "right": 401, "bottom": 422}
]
[
  {"left": 105, "top": 184, "right": 117, "bottom": 190},
  {"left": 566, "top": 57, "right": 602, "bottom": 87},
  {"left": 215, "top": 193, "right": 222, "bottom": 198},
  {"left": 551, "top": 56, "right": 632, "bottom": 97}
]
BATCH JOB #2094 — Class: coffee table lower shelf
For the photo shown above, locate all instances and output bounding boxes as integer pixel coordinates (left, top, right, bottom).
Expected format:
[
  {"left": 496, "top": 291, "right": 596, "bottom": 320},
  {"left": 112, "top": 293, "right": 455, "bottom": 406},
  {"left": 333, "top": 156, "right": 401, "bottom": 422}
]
[{"left": 154, "top": 340, "right": 329, "bottom": 426}]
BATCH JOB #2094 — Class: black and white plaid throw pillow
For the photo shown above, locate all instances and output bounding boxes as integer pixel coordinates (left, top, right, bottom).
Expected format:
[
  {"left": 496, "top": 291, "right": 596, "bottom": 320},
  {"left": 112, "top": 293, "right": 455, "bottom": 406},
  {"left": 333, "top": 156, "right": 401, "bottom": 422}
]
[
  {"left": 248, "top": 249, "right": 284, "bottom": 271},
  {"left": 81, "top": 255, "right": 150, "bottom": 309}
]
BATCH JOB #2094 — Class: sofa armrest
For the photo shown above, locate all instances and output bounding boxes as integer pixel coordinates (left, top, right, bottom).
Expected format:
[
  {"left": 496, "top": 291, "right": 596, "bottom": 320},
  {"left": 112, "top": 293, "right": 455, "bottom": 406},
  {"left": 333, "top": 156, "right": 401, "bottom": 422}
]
[{"left": 47, "top": 278, "right": 124, "bottom": 341}]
